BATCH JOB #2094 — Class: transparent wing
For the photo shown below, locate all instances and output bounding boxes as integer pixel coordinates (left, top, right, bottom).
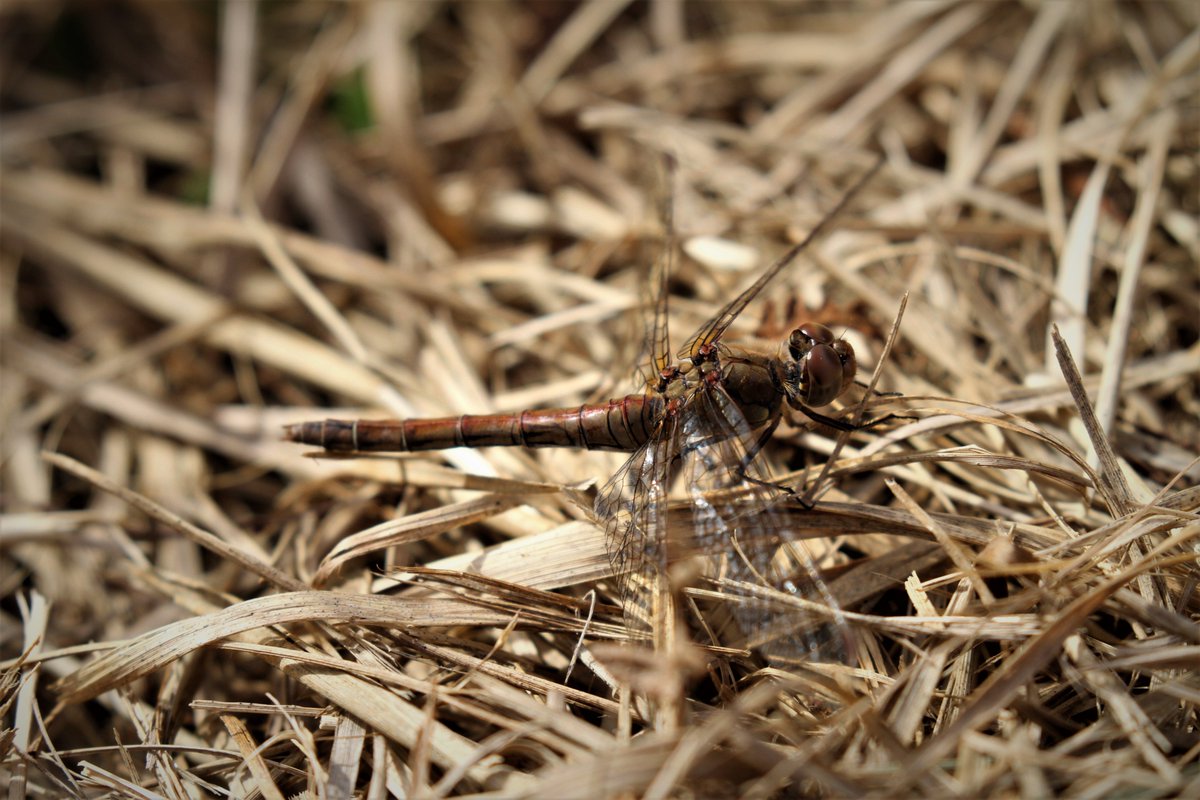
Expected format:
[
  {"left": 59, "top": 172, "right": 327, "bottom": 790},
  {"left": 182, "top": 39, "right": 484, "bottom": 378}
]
[
  {"left": 594, "top": 158, "right": 682, "bottom": 640},
  {"left": 648, "top": 157, "right": 677, "bottom": 378},
  {"left": 595, "top": 415, "right": 680, "bottom": 647},
  {"left": 596, "top": 377, "right": 851, "bottom": 663},
  {"left": 585, "top": 159, "right": 678, "bottom": 402},
  {"left": 631, "top": 156, "right": 676, "bottom": 391},
  {"left": 676, "top": 381, "right": 850, "bottom": 662},
  {"left": 680, "top": 158, "right": 884, "bottom": 359}
]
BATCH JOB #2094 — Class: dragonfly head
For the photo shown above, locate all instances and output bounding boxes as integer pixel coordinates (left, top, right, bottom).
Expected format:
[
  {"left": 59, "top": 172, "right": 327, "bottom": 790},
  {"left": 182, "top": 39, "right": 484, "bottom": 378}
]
[{"left": 781, "top": 322, "right": 856, "bottom": 407}]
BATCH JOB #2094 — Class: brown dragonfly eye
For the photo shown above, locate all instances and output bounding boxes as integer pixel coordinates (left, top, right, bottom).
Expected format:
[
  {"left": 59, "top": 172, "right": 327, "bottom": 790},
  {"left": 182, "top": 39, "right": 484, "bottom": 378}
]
[
  {"left": 788, "top": 323, "right": 856, "bottom": 407},
  {"left": 788, "top": 322, "right": 835, "bottom": 361},
  {"left": 832, "top": 339, "right": 857, "bottom": 385}
]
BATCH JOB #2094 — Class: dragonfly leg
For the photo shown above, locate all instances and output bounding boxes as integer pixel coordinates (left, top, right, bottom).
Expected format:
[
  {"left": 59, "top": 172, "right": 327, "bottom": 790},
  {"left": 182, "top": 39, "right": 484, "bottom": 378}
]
[
  {"left": 739, "top": 471, "right": 796, "bottom": 496},
  {"left": 733, "top": 415, "right": 797, "bottom": 496},
  {"left": 787, "top": 490, "right": 815, "bottom": 511},
  {"left": 854, "top": 380, "right": 903, "bottom": 398},
  {"left": 792, "top": 402, "right": 906, "bottom": 433}
]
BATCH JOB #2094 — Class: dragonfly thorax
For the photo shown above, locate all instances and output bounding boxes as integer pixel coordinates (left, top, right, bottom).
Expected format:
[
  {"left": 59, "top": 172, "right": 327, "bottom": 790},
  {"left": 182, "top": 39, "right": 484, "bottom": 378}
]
[{"left": 780, "top": 322, "right": 857, "bottom": 408}]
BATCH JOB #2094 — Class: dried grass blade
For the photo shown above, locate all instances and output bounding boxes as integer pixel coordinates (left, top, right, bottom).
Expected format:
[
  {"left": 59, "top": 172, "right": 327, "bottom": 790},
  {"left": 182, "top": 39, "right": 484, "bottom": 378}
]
[
  {"left": 278, "top": 661, "right": 533, "bottom": 793},
  {"left": 1046, "top": 159, "right": 1106, "bottom": 376},
  {"left": 43, "top": 451, "right": 307, "bottom": 593},
  {"left": 1051, "top": 326, "right": 1135, "bottom": 515},
  {"left": 315, "top": 494, "right": 528, "bottom": 585},
  {"left": 242, "top": 192, "right": 370, "bottom": 364},
  {"left": 900, "top": 557, "right": 1171, "bottom": 786},
  {"left": 413, "top": 519, "right": 611, "bottom": 591},
  {"left": 1061, "top": 638, "right": 1177, "bottom": 779},
  {"left": 1095, "top": 109, "right": 1177, "bottom": 441},
  {"left": 0, "top": 212, "right": 386, "bottom": 402},
  {"left": 887, "top": 478, "right": 994, "bottom": 604},
  {"left": 54, "top": 592, "right": 511, "bottom": 704},
  {"left": 8, "top": 592, "right": 48, "bottom": 799},
  {"left": 220, "top": 714, "right": 288, "bottom": 800},
  {"left": 390, "top": 631, "right": 622, "bottom": 717},
  {"left": 327, "top": 715, "right": 366, "bottom": 800},
  {"left": 519, "top": 0, "right": 634, "bottom": 104}
]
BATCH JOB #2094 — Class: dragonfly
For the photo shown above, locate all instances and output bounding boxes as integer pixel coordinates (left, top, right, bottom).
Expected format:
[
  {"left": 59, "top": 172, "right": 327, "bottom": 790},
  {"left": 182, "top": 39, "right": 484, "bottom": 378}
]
[{"left": 287, "top": 160, "right": 885, "bottom": 663}]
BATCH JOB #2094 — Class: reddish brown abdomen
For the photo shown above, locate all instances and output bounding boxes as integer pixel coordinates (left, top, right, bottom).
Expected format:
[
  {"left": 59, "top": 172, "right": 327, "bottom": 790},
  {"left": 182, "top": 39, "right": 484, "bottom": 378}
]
[{"left": 284, "top": 394, "right": 662, "bottom": 453}]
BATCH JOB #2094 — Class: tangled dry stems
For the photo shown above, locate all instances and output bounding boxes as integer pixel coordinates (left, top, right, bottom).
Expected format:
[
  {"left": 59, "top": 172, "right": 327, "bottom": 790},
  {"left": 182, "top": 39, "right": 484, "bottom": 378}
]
[{"left": 1, "top": 2, "right": 1197, "bottom": 798}]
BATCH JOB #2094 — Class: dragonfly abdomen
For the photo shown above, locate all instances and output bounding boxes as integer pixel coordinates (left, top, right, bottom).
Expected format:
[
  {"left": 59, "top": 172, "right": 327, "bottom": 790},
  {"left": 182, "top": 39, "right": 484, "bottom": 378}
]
[{"left": 284, "top": 394, "right": 663, "bottom": 453}]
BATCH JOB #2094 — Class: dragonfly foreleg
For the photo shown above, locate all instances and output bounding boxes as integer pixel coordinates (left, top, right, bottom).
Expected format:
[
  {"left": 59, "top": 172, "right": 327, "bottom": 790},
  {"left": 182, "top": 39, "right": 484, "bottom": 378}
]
[
  {"left": 854, "top": 380, "right": 903, "bottom": 398},
  {"left": 791, "top": 402, "right": 904, "bottom": 433}
]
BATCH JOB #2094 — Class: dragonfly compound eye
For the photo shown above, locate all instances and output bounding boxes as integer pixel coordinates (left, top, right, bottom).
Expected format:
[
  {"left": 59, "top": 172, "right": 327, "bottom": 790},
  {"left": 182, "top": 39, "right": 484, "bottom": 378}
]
[
  {"left": 789, "top": 328, "right": 856, "bottom": 407},
  {"left": 787, "top": 322, "right": 835, "bottom": 361},
  {"left": 800, "top": 345, "right": 846, "bottom": 406},
  {"left": 833, "top": 339, "right": 857, "bottom": 387}
]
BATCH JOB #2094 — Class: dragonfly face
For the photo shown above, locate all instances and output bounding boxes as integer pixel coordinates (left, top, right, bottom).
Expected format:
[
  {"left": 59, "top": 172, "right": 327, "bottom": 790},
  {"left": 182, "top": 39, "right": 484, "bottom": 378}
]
[{"left": 782, "top": 322, "right": 857, "bottom": 408}]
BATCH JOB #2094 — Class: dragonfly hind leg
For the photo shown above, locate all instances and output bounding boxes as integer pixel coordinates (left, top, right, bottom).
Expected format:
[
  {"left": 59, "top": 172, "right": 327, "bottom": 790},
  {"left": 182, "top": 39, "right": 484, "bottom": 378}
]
[{"left": 732, "top": 416, "right": 799, "bottom": 497}]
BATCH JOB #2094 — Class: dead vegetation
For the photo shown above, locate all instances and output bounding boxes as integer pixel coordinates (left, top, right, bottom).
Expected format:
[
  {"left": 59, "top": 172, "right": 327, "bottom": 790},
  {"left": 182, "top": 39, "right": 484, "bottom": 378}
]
[{"left": 1, "top": 2, "right": 1198, "bottom": 798}]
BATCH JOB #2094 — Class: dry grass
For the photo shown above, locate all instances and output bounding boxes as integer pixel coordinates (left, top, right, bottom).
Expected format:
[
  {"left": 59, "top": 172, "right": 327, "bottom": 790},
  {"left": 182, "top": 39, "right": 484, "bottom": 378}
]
[{"left": 2, "top": 2, "right": 1198, "bottom": 798}]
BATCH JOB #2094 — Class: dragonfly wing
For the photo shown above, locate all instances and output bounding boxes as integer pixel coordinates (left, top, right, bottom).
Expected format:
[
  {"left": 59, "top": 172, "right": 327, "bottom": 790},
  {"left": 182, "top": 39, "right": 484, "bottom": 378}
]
[
  {"left": 677, "top": 382, "right": 851, "bottom": 663},
  {"left": 595, "top": 416, "right": 680, "bottom": 647},
  {"left": 679, "top": 158, "right": 884, "bottom": 359},
  {"left": 647, "top": 157, "right": 677, "bottom": 378},
  {"left": 595, "top": 378, "right": 851, "bottom": 662},
  {"left": 635, "top": 157, "right": 677, "bottom": 388}
]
